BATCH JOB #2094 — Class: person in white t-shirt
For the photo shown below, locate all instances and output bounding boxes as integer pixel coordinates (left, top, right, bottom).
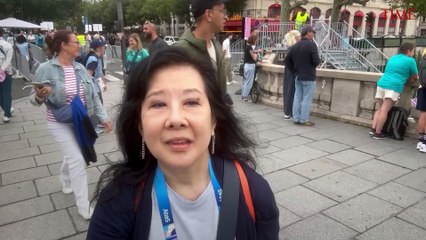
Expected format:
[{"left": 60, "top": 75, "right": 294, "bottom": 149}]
[{"left": 222, "top": 33, "right": 236, "bottom": 85}]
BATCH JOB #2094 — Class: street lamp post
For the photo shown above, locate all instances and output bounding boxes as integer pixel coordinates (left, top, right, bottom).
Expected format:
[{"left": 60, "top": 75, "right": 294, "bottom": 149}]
[{"left": 116, "top": 0, "right": 127, "bottom": 80}]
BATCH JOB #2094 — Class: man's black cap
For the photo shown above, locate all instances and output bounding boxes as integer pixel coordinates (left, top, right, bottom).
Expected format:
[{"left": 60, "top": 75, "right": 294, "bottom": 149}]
[
  {"left": 191, "top": 0, "right": 229, "bottom": 19},
  {"left": 300, "top": 25, "right": 316, "bottom": 36}
]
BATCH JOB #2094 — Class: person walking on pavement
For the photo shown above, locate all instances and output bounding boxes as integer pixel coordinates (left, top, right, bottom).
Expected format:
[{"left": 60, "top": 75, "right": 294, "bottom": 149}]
[
  {"left": 143, "top": 21, "right": 168, "bottom": 55},
  {"left": 285, "top": 25, "right": 320, "bottom": 126},
  {"left": 0, "top": 28, "right": 14, "bottom": 123},
  {"left": 174, "top": 0, "right": 232, "bottom": 105},
  {"left": 222, "top": 32, "right": 236, "bottom": 85},
  {"left": 29, "top": 30, "right": 112, "bottom": 220},
  {"left": 241, "top": 35, "right": 258, "bottom": 103},
  {"left": 283, "top": 30, "right": 301, "bottom": 120}
]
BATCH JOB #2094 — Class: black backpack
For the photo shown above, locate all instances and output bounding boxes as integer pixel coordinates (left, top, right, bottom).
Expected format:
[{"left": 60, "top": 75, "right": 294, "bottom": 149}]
[
  {"left": 383, "top": 107, "right": 409, "bottom": 140},
  {"left": 420, "top": 57, "right": 426, "bottom": 88},
  {"left": 75, "top": 51, "right": 95, "bottom": 67}
]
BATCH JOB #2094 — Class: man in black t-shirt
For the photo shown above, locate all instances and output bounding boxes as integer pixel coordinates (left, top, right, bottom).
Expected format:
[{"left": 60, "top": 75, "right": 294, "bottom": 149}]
[{"left": 143, "top": 22, "right": 168, "bottom": 55}]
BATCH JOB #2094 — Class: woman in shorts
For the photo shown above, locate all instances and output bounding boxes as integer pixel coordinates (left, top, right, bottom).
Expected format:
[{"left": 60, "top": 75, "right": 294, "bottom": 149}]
[{"left": 371, "top": 42, "right": 418, "bottom": 139}]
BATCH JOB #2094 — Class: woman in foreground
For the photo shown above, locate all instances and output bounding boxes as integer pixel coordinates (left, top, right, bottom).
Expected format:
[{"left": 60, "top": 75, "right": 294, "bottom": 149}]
[{"left": 87, "top": 47, "right": 279, "bottom": 239}]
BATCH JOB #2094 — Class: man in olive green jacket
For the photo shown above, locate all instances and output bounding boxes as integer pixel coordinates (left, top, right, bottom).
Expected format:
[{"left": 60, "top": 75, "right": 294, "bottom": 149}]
[{"left": 174, "top": 0, "right": 231, "bottom": 104}]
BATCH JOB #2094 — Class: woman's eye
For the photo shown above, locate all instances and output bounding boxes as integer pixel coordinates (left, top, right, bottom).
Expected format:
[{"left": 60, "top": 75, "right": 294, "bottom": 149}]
[
  {"left": 151, "top": 102, "right": 166, "bottom": 108},
  {"left": 185, "top": 99, "right": 200, "bottom": 106}
]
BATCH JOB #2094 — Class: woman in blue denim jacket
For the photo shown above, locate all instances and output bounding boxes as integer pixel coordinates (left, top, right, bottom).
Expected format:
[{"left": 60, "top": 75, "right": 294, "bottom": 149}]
[{"left": 29, "top": 30, "right": 112, "bottom": 220}]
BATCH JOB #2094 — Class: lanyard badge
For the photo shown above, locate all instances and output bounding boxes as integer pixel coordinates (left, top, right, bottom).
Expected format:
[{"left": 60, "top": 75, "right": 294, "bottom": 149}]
[{"left": 154, "top": 155, "right": 222, "bottom": 240}]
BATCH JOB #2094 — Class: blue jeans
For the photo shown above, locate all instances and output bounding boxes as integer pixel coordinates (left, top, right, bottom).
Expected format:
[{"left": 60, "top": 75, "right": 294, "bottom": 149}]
[
  {"left": 242, "top": 63, "right": 256, "bottom": 97},
  {"left": 292, "top": 79, "right": 316, "bottom": 123},
  {"left": 0, "top": 74, "right": 12, "bottom": 118}
]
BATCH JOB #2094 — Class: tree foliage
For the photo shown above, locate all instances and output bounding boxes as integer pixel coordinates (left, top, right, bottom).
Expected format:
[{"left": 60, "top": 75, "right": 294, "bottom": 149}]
[
  {"left": 0, "top": 0, "right": 83, "bottom": 29},
  {"left": 227, "top": 0, "right": 247, "bottom": 17},
  {"left": 280, "top": 0, "right": 309, "bottom": 23},
  {"left": 330, "top": 0, "right": 370, "bottom": 23}
]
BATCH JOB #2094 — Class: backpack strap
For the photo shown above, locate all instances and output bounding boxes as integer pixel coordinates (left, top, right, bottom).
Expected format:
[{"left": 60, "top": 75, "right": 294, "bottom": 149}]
[
  {"left": 216, "top": 158, "right": 240, "bottom": 240},
  {"left": 233, "top": 160, "right": 256, "bottom": 222}
]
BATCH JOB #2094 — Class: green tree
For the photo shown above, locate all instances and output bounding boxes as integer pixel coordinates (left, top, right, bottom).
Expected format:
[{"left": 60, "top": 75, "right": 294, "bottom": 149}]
[
  {"left": 280, "top": 0, "right": 308, "bottom": 23},
  {"left": 331, "top": 0, "right": 370, "bottom": 23},
  {"left": 0, "top": 0, "right": 83, "bottom": 30},
  {"left": 226, "top": 0, "right": 247, "bottom": 16}
]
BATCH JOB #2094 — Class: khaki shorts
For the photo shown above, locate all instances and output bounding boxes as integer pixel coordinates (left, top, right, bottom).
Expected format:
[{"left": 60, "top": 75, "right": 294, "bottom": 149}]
[{"left": 375, "top": 86, "right": 400, "bottom": 102}]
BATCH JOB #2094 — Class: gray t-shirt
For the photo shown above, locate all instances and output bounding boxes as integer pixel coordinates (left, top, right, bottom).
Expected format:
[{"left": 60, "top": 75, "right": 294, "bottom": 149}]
[
  {"left": 149, "top": 181, "right": 219, "bottom": 240},
  {"left": 147, "top": 37, "right": 168, "bottom": 56}
]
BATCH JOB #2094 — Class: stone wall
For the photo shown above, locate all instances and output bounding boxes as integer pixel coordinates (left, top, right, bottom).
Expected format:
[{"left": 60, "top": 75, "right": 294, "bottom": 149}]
[{"left": 256, "top": 60, "right": 419, "bottom": 134}]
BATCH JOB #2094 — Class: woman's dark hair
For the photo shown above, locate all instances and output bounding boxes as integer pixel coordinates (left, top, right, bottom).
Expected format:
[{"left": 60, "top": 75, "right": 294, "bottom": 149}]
[
  {"left": 44, "top": 30, "right": 73, "bottom": 54},
  {"left": 399, "top": 42, "right": 415, "bottom": 54},
  {"left": 247, "top": 35, "right": 257, "bottom": 45},
  {"left": 93, "top": 47, "right": 257, "bottom": 202}
]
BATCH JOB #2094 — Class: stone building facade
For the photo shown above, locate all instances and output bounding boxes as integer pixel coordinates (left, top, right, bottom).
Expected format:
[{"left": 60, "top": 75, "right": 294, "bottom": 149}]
[{"left": 244, "top": 0, "right": 420, "bottom": 37}]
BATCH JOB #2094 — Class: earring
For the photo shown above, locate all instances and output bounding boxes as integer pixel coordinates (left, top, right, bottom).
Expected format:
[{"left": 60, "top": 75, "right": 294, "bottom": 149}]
[
  {"left": 141, "top": 137, "right": 145, "bottom": 160},
  {"left": 211, "top": 133, "right": 215, "bottom": 155}
]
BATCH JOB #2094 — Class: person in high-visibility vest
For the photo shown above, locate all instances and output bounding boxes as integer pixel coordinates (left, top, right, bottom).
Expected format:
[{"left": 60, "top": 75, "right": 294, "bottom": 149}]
[
  {"left": 77, "top": 34, "right": 86, "bottom": 46},
  {"left": 293, "top": 8, "right": 310, "bottom": 30}
]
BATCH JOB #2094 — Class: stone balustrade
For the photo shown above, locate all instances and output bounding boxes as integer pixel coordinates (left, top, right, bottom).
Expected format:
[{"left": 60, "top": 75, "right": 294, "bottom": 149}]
[{"left": 256, "top": 56, "right": 419, "bottom": 134}]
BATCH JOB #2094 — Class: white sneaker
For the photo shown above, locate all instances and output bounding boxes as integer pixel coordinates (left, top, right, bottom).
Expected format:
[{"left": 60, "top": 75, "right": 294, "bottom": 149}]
[
  {"left": 227, "top": 81, "right": 231, "bottom": 85},
  {"left": 420, "top": 143, "right": 426, "bottom": 153},
  {"left": 62, "top": 185, "right": 73, "bottom": 195},
  {"left": 10, "top": 107, "right": 14, "bottom": 114},
  {"left": 231, "top": 80, "right": 237, "bottom": 84},
  {"left": 417, "top": 141, "right": 423, "bottom": 150},
  {"left": 3, "top": 116, "right": 10, "bottom": 123},
  {"left": 78, "top": 206, "right": 94, "bottom": 220}
]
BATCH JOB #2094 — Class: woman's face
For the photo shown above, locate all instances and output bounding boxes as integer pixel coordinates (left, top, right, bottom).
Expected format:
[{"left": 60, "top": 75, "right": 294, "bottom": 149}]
[
  {"left": 129, "top": 37, "right": 137, "bottom": 49},
  {"left": 141, "top": 65, "right": 216, "bottom": 170},
  {"left": 64, "top": 34, "right": 81, "bottom": 58}
]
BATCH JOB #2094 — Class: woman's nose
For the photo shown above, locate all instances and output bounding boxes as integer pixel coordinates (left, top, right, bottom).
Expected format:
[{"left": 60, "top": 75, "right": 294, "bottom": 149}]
[{"left": 166, "top": 104, "right": 187, "bottom": 128}]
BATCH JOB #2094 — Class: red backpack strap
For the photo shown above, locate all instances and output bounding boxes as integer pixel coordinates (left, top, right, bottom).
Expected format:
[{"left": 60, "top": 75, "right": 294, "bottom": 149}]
[
  {"left": 133, "top": 180, "right": 146, "bottom": 213},
  {"left": 233, "top": 160, "right": 256, "bottom": 222}
]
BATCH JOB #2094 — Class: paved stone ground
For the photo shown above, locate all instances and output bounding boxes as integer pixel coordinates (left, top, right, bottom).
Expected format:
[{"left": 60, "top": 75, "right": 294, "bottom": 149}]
[{"left": 0, "top": 63, "right": 425, "bottom": 240}]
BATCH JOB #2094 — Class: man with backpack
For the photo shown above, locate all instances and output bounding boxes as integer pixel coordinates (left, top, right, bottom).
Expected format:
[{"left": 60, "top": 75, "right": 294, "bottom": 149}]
[
  {"left": 370, "top": 42, "right": 418, "bottom": 140},
  {"left": 85, "top": 39, "right": 107, "bottom": 134},
  {"left": 416, "top": 48, "right": 426, "bottom": 152}
]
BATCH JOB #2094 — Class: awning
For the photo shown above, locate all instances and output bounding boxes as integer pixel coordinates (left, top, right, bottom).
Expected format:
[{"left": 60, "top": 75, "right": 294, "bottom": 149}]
[
  {"left": 0, "top": 17, "right": 41, "bottom": 29},
  {"left": 354, "top": 10, "right": 364, "bottom": 17},
  {"left": 224, "top": 21, "right": 242, "bottom": 27},
  {"left": 379, "top": 12, "right": 386, "bottom": 18}
]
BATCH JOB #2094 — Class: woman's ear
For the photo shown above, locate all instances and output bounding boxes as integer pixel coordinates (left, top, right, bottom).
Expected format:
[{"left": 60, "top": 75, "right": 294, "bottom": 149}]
[
  {"left": 211, "top": 116, "right": 217, "bottom": 132},
  {"left": 138, "top": 122, "right": 143, "bottom": 136}
]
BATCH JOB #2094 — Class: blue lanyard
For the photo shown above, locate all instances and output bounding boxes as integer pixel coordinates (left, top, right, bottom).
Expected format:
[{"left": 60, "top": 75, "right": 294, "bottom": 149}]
[{"left": 154, "top": 155, "right": 222, "bottom": 240}]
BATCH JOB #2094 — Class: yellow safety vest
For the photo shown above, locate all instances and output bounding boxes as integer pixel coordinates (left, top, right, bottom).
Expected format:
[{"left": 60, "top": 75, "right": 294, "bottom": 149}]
[
  {"left": 295, "top": 12, "right": 308, "bottom": 30},
  {"left": 77, "top": 35, "right": 86, "bottom": 46}
]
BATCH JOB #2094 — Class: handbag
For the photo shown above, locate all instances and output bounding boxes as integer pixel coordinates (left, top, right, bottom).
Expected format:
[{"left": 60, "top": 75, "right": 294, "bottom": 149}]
[
  {"left": 49, "top": 76, "right": 82, "bottom": 123},
  {"left": 124, "top": 50, "right": 140, "bottom": 74}
]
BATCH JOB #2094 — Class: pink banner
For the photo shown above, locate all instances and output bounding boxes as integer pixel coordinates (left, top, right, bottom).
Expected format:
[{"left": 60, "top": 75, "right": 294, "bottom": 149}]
[{"left": 244, "top": 17, "right": 251, "bottom": 40}]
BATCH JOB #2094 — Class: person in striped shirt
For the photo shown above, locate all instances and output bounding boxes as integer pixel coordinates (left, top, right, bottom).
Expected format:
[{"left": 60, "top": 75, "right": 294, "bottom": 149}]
[{"left": 29, "top": 30, "right": 112, "bottom": 220}]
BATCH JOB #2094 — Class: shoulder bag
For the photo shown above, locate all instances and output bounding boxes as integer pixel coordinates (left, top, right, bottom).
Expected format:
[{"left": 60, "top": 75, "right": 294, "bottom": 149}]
[
  {"left": 49, "top": 76, "right": 82, "bottom": 123},
  {"left": 124, "top": 50, "right": 140, "bottom": 74}
]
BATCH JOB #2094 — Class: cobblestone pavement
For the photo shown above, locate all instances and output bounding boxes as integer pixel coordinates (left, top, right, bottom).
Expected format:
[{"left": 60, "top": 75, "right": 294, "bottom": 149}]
[{"left": 0, "top": 66, "right": 425, "bottom": 240}]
